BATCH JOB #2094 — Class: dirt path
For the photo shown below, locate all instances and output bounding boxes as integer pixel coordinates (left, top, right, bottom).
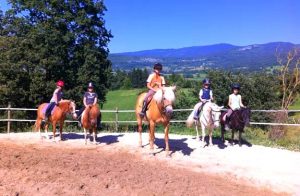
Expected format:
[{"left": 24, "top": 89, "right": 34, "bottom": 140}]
[{"left": 0, "top": 132, "right": 297, "bottom": 195}]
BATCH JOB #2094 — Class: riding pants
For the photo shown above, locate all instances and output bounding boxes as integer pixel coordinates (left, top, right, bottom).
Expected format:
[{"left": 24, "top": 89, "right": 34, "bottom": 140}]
[{"left": 45, "top": 102, "right": 56, "bottom": 118}]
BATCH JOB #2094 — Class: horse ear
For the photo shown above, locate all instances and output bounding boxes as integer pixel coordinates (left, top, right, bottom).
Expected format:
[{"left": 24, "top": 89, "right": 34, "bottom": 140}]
[{"left": 172, "top": 86, "right": 177, "bottom": 91}]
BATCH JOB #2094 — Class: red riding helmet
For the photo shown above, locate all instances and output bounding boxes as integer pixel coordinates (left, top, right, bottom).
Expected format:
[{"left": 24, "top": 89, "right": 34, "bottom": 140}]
[{"left": 56, "top": 80, "right": 64, "bottom": 87}]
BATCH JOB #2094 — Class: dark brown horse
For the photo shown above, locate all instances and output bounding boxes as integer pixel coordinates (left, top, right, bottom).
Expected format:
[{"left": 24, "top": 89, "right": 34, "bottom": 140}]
[
  {"left": 35, "top": 100, "right": 76, "bottom": 141},
  {"left": 220, "top": 107, "right": 251, "bottom": 146},
  {"left": 81, "top": 105, "right": 101, "bottom": 145}
]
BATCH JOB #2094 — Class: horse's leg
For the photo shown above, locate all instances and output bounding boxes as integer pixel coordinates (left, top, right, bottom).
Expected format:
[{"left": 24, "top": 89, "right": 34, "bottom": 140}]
[
  {"left": 35, "top": 118, "right": 42, "bottom": 138},
  {"left": 84, "top": 128, "right": 88, "bottom": 145},
  {"left": 221, "top": 125, "right": 225, "bottom": 143},
  {"left": 149, "top": 121, "right": 155, "bottom": 152},
  {"left": 230, "top": 130, "right": 234, "bottom": 146},
  {"left": 45, "top": 123, "right": 49, "bottom": 139},
  {"left": 59, "top": 120, "right": 64, "bottom": 141},
  {"left": 208, "top": 127, "right": 213, "bottom": 146},
  {"left": 200, "top": 123, "right": 206, "bottom": 147},
  {"left": 164, "top": 123, "right": 170, "bottom": 156},
  {"left": 239, "top": 130, "right": 242, "bottom": 147},
  {"left": 52, "top": 121, "right": 57, "bottom": 142},
  {"left": 137, "top": 116, "right": 143, "bottom": 147},
  {"left": 93, "top": 127, "right": 97, "bottom": 144},
  {"left": 195, "top": 121, "right": 200, "bottom": 141}
]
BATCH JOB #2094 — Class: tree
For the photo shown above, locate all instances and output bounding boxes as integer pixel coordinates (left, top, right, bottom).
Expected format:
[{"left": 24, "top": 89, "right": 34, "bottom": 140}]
[
  {"left": 277, "top": 48, "right": 300, "bottom": 110},
  {"left": 0, "top": 0, "right": 112, "bottom": 108}
]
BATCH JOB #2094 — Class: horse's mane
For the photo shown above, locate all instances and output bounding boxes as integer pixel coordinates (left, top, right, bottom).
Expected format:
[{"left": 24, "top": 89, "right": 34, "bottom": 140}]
[{"left": 153, "top": 87, "right": 176, "bottom": 103}]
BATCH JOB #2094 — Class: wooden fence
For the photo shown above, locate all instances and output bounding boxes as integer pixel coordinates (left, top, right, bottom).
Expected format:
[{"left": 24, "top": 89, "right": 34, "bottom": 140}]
[{"left": 1, "top": 103, "right": 300, "bottom": 134}]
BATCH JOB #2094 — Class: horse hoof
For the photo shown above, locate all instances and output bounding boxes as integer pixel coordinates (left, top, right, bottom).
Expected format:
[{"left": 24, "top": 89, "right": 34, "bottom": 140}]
[{"left": 165, "top": 151, "right": 171, "bottom": 158}]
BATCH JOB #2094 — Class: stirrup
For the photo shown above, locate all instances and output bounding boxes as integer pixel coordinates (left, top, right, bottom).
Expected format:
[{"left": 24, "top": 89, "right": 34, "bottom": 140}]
[
  {"left": 139, "top": 112, "right": 145, "bottom": 117},
  {"left": 224, "top": 124, "right": 230, "bottom": 131}
]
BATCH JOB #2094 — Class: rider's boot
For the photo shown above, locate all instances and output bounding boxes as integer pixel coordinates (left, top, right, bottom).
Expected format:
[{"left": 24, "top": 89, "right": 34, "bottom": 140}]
[
  {"left": 193, "top": 108, "right": 200, "bottom": 120},
  {"left": 139, "top": 101, "right": 147, "bottom": 118},
  {"left": 224, "top": 116, "right": 230, "bottom": 131}
]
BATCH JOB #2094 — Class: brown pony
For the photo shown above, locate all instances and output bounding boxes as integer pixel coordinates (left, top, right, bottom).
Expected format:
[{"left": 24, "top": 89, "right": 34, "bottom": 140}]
[
  {"left": 81, "top": 105, "right": 101, "bottom": 144},
  {"left": 135, "top": 86, "right": 176, "bottom": 155},
  {"left": 35, "top": 100, "right": 76, "bottom": 141}
]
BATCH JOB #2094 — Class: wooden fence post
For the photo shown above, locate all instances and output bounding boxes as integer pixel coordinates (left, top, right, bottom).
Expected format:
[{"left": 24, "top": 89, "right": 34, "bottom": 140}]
[
  {"left": 115, "top": 107, "right": 119, "bottom": 132},
  {"left": 7, "top": 102, "right": 11, "bottom": 134}
]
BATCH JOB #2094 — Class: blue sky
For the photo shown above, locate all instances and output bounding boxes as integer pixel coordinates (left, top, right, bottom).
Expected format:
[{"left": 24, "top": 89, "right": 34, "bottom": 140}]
[{"left": 1, "top": 0, "right": 300, "bottom": 53}]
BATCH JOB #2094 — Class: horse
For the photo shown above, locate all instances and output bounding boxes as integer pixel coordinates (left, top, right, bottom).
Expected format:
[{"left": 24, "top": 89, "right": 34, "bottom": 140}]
[
  {"left": 186, "top": 102, "right": 223, "bottom": 147},
  {"left": 81, "top": 105, "right": 101, "bottom": 145},
  {"left": 220, "top": 107, "right": 251, "bottom": 146},
  {"left": 135, "top": 86, "right": 176, "bottom": 155},
  {"left": 35, "top": 100, "right": 76, "bottom": 141}
]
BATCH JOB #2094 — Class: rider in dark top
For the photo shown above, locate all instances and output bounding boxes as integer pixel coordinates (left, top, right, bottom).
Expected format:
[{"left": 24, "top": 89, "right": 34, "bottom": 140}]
[{"left": 76, "top": 82, "right": 101, "bottom": 128}]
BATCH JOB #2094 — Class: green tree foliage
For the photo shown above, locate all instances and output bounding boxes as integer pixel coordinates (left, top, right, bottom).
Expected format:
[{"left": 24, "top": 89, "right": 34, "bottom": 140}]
[
  {"left": 109, "top": 68, "right": 148, "bottom": 90},
  {"left": 0, "top": 0, "right": 112, "bottom": 108}
]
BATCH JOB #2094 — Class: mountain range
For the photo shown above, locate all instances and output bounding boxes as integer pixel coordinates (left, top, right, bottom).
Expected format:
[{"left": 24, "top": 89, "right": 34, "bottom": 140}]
[{"left": 109, "top": 42, "right": 300, "bottom": 73}]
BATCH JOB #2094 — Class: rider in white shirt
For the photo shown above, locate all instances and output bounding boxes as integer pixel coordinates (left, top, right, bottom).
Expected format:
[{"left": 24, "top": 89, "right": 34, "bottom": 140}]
[{"left": 225, "top": 84, "right": 245, "bottom": 130}]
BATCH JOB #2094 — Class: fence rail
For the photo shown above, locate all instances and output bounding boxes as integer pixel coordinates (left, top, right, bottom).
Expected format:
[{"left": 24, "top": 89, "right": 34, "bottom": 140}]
[{"left": 1, "top": 103, "right": 300, "bottom": 133}]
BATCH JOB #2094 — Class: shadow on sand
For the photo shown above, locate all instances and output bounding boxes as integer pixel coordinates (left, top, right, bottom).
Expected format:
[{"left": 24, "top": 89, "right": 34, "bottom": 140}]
[
  {"left": 61, "top": 133, "right": 124, "bottom": 144},
  {"left": 154, "top": 138, "right": 195, "bottom": 156}
]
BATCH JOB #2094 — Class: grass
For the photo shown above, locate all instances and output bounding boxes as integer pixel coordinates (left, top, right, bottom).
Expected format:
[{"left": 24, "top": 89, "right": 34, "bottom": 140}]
[{"left": 101, "top": 89, "right": 145, "bottom": 121}]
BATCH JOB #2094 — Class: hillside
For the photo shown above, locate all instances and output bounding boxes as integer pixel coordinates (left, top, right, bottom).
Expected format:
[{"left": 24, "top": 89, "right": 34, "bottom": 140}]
[{"left": 109, "top": 42, "right": 300, "bottom": 73}]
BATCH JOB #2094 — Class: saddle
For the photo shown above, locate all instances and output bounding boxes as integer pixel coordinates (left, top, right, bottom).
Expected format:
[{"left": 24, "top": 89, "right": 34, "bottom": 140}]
[{"left": 42, "top": 103, "right": 57, "bottom": 116}]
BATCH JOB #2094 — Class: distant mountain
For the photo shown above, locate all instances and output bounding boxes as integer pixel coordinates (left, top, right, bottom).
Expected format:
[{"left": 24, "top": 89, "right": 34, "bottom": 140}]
[{"left": 109, "top": 42, "right": 300, "bottom": 73}]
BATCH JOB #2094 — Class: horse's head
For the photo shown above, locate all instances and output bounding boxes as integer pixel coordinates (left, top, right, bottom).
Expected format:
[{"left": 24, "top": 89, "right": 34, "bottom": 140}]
[
  {"left": 210, "top": 103, "right": 224, "bottom": 127},
  {"left": 154, "top": 86, "right": 176, "bottom": 118},
  {"left": 241, "top": 107, "right": 251, "bottom": 126},
  {"left": 59, "top": 100, "right": 77, "bottom": 119}
]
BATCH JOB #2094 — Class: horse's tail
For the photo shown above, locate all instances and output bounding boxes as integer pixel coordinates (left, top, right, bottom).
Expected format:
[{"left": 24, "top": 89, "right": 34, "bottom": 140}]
[{"left": 186, "top": 110, "right": 195, "bottom": 128}]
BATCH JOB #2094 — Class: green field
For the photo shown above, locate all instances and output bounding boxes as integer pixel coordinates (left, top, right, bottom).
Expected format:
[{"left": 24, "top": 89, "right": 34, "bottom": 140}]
[{"left": 101, "top": 89, "right": 145, "bottom": 121}]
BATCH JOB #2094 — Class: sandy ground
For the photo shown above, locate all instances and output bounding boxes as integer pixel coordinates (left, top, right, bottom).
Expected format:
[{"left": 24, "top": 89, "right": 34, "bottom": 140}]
[{"left": 0, "top": 131, "right": 299, "bottom": 196}]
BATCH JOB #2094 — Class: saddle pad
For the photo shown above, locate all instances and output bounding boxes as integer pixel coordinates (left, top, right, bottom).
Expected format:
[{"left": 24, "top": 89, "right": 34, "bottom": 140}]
[{"left": 41, "top": 103, "right": 57, "bottom": 115}]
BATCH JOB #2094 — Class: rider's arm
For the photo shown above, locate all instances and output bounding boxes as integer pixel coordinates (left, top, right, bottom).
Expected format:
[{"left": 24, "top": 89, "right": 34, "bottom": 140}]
[
  {"left": 228, "top": 95, "right": 232, "bottom": 109},
  {"left": 146, "top": 74, "right": 157, "bottom": 92},
  {"left": 147, "top": 82, "right": 157, "bottom": 92},
  {"left": 210, "top": 91, "right": 214, "bottom": 101},
  {"left": 93, "top": 97, "right": 98, "bottom": 105},
  {"left": 239, "top": 95, "right": 245, "bottom": 107},
  {"left": 161, "top": 76, "right": 166, "bottom": 88},
  {"left": 83, "top": 97, "right": 88, "bottom": 107},
  {"left": 53, "top": 89, "right": 59, "bottom": 104}
]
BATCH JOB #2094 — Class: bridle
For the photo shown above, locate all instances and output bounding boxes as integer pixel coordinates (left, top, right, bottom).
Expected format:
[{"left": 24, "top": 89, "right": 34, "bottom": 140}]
[{"left": 197, "top": 106, "right": 221, "bottom": 125}]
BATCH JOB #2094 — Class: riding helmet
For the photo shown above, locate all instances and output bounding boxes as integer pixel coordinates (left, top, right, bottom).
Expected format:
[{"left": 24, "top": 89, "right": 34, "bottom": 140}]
[
  {"left": 232, "top": 83, "right": 240, "bottom": 90},
  {"left": 56, "top": 80, "right": 64, "bottom": 87},
  {"left": 153, "top": 63, "right": 163, "bottom": 71},
  {"left": 202, "top": 78, "right": 211, "bottom": 85},
  {"left": 88, "top": 82, "right": 94, "bottom": 88}
]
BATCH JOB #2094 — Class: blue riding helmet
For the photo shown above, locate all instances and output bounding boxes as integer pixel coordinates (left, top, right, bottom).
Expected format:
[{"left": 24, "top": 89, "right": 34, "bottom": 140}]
[
  {"left": 232, "top": 83, "right": 240, "bottom": 90},
  {"left": 202, "top": 78, "right": 211, "bottom": 85},
  {"left": 88, "top": 82, "right": 94, "bottom": 88}
]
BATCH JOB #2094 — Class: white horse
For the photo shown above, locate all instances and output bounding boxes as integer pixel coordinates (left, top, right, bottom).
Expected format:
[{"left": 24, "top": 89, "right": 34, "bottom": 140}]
[{"left": 186, "top": 102, "right": 223, "bottom": 147}]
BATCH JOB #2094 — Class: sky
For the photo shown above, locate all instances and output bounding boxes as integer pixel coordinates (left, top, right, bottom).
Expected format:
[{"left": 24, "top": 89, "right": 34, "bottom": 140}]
[{"left": 1, "top": 0, "right": 300, "bottom": 53}]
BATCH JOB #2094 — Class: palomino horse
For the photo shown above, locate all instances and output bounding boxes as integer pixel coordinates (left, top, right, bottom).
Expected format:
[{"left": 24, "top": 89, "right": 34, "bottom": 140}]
[
  {"left": 135, "top": 86, "right": 176, "bottom": 155},
  {"left": 186, "top": 102, "right": 223, "bottom": 147},
  {"left": 81, "top": 105, "right": 101, "bottom": 145},
  {"left": 35, "top": 100, "right": 76, "bottom": 141},
  {"left": 220, "top": 107, "right": 251, "bottom": 146}
]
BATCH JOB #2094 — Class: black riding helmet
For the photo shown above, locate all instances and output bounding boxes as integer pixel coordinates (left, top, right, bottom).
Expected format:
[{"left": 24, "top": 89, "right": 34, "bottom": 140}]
[
  {"left": 232, "top": 83, "right": 241, "bottom": 90},
  {"left": 153, "top": 63, "right": 163, "bottom": 71},
  {"left": 202, "top": 78, "right": 211, "bottom": 85}
]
